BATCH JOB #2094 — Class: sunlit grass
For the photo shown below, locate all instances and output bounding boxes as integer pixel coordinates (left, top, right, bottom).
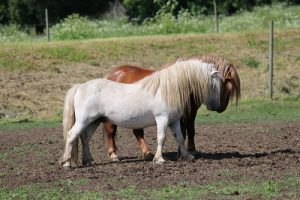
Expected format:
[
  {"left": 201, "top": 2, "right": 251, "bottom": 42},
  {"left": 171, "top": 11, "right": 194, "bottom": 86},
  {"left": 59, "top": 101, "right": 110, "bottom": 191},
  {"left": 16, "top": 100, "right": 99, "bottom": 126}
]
[
  {"left": 0, "top": 26, "right": 299, "bottom": 120},
  {"left": 197, "top": 97, "right": 300, "bottom": 124},
  {"left": 1, "top": 176, "right": 299, "bottom": 199},
  {"left": 0, "top": 120, "right": 61, "bottom": 131},
  {"left": 0, "top": 179, "right": 102, "bottom": 200},
  {"left": 107, "top": 176, "right": 300, "bottom": 199}
]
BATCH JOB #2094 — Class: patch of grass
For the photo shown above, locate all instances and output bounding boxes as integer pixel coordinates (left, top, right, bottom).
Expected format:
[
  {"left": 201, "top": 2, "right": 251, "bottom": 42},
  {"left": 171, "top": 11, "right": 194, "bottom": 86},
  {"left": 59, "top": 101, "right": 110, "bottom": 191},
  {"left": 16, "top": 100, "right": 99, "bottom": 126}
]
[
  {"left": 0, "top": 24, "right": 31, "bottom": 42},
  {"left": 45, "top": 46, "right": 89, "bottom": 62},
  {"left": 197, "top": 97, "right": 300, "bottom": 124},
  {"left": 0, "top": 152, "right": 7, "bottom": 160},
  {"left": 11, "top": 143, "right": 46, "bottom": 158},
  {"left": 218, "top": 169, "right": 241, "bottom": 179},
  {"left": 0, "top": 179, "right": 102, "bottom": 200},
  {"left": 107, "top": 186, "right": 140, "bottom": 199},
  {"left": 243, "top": 57, "right": 260, "bottom": 68},
  {"left": 0, "top": 57, "right": 31, "bottom": 70},
  {"left": 108, "top": 177, "right": 300, "bottom": 199},
  {"left": 0, "top": 120, "right": 61, "bottom": 131},
  {"left": 0, "top": 172, "right": 5, "bottom": 178},
  {"left": 1, "top": 175, "right": 299, "bottom": 199},
  {"left": 220, "top": 4, "right": 300, "bottom": 32}
]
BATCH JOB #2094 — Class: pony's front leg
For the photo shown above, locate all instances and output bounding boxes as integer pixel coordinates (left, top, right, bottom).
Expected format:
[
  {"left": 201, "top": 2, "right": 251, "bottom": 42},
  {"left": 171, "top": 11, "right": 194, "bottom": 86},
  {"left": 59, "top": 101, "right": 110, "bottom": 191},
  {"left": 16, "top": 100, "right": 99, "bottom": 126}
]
[
  {"left": 169, "top": 120, "right": 194, "bottom": 161},
  {"left": 153, "top": 116, "right": 168, "bottom": 164}
]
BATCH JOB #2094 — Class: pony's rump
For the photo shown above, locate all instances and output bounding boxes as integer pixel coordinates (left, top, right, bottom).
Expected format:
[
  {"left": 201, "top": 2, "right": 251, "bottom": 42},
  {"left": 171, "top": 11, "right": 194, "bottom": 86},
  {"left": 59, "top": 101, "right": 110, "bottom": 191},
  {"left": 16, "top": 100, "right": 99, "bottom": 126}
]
[{"left": 63, "top": 84, "right": 80, "bottom": 140}]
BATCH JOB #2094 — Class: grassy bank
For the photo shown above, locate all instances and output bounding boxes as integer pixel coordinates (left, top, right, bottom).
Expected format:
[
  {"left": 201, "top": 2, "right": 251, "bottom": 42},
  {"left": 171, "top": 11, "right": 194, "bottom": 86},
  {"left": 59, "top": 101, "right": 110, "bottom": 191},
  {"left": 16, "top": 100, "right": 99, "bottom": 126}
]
[{"left": 0, "top": 30, "right": 299, "bottom": 121}]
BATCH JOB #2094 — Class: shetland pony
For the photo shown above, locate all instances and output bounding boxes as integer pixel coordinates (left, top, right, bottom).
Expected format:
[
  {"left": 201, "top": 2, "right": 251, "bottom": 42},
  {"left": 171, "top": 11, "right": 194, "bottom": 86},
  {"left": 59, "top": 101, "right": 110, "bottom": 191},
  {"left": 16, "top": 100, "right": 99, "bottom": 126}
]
[
  {"left": 104, "top": 55, "right": 241, "bottom": 161},
  {"left": 60, "top": 59, "right": 223, "bottom": 169}
]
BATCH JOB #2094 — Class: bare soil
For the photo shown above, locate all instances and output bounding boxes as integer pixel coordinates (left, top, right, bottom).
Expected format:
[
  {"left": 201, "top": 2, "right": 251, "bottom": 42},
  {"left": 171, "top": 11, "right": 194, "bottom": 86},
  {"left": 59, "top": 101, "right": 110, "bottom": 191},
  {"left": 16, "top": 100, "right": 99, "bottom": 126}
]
[{"left": 0, "top": 121, "right": 300, "bottom": 194}]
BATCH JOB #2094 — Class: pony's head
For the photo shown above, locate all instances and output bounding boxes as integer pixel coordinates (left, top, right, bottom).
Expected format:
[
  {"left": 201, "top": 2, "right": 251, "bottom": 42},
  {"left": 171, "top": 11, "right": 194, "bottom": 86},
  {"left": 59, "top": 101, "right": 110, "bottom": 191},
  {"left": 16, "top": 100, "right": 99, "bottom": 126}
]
[
  {"left": 205, "top": 70, "right": 224, "bottom": 112},
  {"left": 197, "top": 54, "right": 241, "bottom": 113},
  {"left": 217, "top": 63, "right": 241, "bottom": 112}
]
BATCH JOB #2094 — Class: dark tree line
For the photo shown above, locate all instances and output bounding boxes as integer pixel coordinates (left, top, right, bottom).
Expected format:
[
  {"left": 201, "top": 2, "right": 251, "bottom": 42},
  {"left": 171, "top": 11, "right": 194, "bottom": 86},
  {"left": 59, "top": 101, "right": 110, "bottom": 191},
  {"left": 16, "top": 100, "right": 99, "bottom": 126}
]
[
  {"left": 0, "top": 0, "right": 299, "bottom": 26},
  {"left": 0, "top": 0, "right": 113, "bottom": 26},
  {"left": 123, "top": 0, "right": 300, "bottom": 22}
]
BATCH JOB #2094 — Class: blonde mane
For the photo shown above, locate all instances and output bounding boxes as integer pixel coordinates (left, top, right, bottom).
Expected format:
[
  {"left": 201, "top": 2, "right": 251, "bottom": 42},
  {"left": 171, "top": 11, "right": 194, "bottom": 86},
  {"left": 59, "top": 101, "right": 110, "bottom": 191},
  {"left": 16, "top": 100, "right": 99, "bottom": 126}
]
[
  {"left": 184, "top": 54, "right": 241, "bottom": 104},
  {"left": 140, "top": 59, "right": 216, "bottom": 114}
]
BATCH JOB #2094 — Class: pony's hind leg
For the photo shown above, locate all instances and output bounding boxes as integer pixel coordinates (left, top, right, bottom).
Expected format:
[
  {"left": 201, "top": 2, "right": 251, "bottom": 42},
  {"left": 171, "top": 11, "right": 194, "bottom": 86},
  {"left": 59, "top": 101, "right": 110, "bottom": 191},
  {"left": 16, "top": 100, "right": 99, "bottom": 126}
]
[
  {"left": 81, "top": 120, "right": 101, "bottom": 167},
  {"left": 169, "top": 120, "right": 194, "bottom": 161},
  {"left": 61, "top": 123, "right": 85, "bottom": 169}
]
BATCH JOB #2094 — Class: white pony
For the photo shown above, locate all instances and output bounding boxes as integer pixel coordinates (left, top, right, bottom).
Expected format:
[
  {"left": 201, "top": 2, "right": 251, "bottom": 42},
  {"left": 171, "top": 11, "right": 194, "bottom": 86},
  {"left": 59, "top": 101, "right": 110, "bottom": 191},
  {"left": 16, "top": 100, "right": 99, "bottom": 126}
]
[{"left": 60, "top": 59, "right": 223, "bottom": 169}]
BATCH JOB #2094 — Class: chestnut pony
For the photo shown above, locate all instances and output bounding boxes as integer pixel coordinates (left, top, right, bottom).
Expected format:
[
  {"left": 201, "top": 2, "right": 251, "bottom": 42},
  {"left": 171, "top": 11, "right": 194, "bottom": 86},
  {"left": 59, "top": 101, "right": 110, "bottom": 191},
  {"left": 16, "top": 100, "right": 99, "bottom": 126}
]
[{"left": 104, "top": 55, "right": 241, "bottom": 161}]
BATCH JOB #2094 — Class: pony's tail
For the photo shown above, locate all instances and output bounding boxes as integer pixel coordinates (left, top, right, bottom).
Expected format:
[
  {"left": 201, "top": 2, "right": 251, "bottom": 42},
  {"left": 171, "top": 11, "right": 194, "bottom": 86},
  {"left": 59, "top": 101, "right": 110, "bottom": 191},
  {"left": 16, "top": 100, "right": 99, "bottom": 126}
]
[{"left": 63, "top": 84, "right": 80, "bottom": 166}]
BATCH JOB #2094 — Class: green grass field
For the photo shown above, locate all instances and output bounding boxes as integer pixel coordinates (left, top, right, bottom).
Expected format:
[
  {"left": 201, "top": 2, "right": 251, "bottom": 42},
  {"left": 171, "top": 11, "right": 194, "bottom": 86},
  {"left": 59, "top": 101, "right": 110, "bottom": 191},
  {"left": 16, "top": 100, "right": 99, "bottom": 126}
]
[
  {"left": 1, "top": 175, "right": 299, "bottom": 199},
  {"left": 197, "top": 97, "right": 300, "bottom": 124}
]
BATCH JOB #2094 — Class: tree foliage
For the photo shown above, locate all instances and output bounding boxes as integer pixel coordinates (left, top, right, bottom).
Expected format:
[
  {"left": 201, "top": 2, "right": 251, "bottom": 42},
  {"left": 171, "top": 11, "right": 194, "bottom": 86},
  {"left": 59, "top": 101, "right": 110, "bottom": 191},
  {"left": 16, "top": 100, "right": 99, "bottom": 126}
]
[
  {"left": 123, "top": 0, "right": 300, "bottom": 22},
  {"left": 0, "top": 0, "right": 299, "bottom": 26},
  {"left": 1, "top": 0, "right": 113, "bottom": 25}
]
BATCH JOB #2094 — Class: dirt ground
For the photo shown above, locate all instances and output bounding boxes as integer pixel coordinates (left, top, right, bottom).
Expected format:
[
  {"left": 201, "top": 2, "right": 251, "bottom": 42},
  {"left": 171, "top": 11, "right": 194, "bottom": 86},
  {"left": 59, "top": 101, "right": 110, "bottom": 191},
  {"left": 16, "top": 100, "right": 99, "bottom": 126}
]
[{"left": 0, "top": 121, "right": 300, "bottom": 194}]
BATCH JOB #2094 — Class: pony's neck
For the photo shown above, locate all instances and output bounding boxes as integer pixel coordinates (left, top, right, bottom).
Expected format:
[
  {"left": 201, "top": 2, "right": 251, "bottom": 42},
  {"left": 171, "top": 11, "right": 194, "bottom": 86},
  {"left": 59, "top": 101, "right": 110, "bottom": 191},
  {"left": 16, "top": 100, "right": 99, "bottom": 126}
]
[{"left": 141, "top": 59, "right": 213, "bottom": 113}]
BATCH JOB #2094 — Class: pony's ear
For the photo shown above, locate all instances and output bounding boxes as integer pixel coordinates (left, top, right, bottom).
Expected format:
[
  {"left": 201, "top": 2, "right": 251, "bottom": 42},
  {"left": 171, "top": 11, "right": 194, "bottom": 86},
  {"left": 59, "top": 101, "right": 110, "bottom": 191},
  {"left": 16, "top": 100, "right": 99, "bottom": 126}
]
[
  {"left": 211, "top": 70, "right": 223, "bottom": 81},
  {"left": 211, "top": 70, "right": 218, "bottom": 75}
]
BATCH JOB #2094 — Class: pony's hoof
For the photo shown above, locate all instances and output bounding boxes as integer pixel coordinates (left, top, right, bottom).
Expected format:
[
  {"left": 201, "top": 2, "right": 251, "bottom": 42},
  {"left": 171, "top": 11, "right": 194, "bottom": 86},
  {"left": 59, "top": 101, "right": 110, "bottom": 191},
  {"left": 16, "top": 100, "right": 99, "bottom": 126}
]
[
  {"left": 144, "top": 152, "right": 154, "bottom": 161},
  {"left": 63, "top": 165, "right": 72, "bottom": 170},
  {"left": 179, "top": 154, "right": 195, "bottom": 162},
  {"left": 188, "top": 147, "right": 196, "bottom": 152},
  {"left": 186, "top": 154, "right": 195, "bottom": 162},
  {"left": 110, "top": 155, "right": 120, "bottom": 162},
  {"left": 83, "top": 160, "right": 96, "bottom": 167},
  {"left": 153, "top": 157, "right": 165, "bottom": 164},
  {"left": 62, "top": 162, "right": 72, "bottom": 170},
  {"left": 187, "top": 144, "right": 196, "bottom": 152}
]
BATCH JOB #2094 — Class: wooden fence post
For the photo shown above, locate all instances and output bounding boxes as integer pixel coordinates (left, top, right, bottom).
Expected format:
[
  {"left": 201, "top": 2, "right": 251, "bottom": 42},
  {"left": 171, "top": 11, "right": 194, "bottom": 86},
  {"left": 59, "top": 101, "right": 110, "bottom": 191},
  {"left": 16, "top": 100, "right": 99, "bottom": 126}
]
[
  {"left": 45, "top": 9, "right": 50, "bottom": 41},
  {"left": 214, "top": 0, "right": 219, "bottom": 32},
  {"left": 269, "top": 20, "right": 274, "bottom": 99}
]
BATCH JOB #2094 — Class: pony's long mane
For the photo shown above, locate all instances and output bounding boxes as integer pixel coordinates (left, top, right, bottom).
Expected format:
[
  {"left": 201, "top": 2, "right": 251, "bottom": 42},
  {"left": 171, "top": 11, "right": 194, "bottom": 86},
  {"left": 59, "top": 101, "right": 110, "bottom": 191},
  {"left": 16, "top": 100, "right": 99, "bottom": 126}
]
[
  {"left": 188, "top": 54, "right": 241, "bottom": 104},
  {"left": 140, "top": 59, "right": 215, "bottom": 114}
]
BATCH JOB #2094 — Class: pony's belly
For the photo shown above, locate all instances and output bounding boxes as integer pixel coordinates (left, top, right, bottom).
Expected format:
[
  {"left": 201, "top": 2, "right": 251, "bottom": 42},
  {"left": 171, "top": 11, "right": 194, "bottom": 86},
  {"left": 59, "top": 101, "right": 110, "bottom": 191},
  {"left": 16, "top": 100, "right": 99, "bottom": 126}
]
[{"left": 109, "top": 113, "right": 156, "bottom": 129}]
